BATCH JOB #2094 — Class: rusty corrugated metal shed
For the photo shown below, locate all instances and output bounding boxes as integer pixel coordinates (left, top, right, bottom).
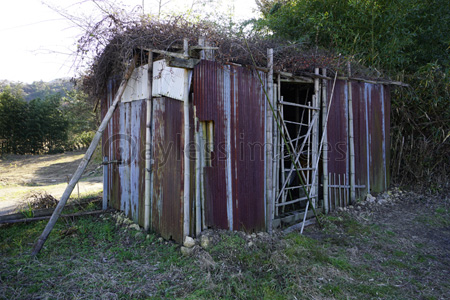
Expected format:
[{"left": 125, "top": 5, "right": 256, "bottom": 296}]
[{"left": 101, "top": 58, "right": 393, "bottom": 240}]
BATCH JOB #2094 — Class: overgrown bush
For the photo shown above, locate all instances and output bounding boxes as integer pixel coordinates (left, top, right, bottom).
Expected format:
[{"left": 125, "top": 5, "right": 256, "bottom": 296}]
[{"left": 391, "top": 64, "right": 450, "bottom": 186}]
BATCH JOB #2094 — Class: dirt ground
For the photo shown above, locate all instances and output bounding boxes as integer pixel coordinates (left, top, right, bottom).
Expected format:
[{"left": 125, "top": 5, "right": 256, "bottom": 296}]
[
  {"left": 304, "top": 187, "right": 450, "bottom": 298},
  {"left": 0, "top": 151, "right": 103, "bottom": 215}
]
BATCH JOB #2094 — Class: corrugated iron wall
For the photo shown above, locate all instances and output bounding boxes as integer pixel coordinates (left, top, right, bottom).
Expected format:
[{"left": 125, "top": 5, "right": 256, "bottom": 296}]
[
  {"left": 103, "top": 79, "right": 146, "bottom": 225},
  {"left": 151, "top": 97, "right": 184, "bottom": 242},
  {"left": 327, "top": 79, "right": 349, "bottom": 206},
  {"left": 102, "top": 61, "right": 392, "bottom": 240},
  {"left": 193, "top": 60, "right": 266, "bottom": 232},
  {"left": 327, "top": 79, "right": 390, "bottom": 206}
]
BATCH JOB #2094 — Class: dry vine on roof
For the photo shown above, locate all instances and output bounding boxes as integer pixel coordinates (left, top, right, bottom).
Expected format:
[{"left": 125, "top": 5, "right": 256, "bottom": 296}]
[{"left": 79, "top": 15, "right": 361, "bottom": 101}]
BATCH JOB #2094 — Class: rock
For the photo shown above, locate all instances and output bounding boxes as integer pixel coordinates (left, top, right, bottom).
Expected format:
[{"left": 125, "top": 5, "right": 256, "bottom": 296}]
[
  {"left": 181, "top": 246, "right": 195, "bottom": 256},
  {"left": 348, "top": 205, "right": 354, "bottom": 209},
  {"left": 135, "top": 232, "right": 144, "bottom": 239},
  {"left": 198, "top": 252, "right": 216, "bottom": 269},
  {"left": 158, "top": 237, "right": 164, "bottom": 243},
  {"left": 337, "top": 207, "right": 344, "bottom": 212},
  {"left": 129, "top": 224, "right": 140, "bottom": 231},
  {"left": 251, "top": 233, "right": 257, "bottom": 238},
  {"left": 248, "top": 241, "right": 254, "bottom": 247},
  {"left": 366, "top": 194, "right": 376, "bottom": 203},
  {"left": 347, "top": 246, "right": 358, "bottom": 256},
  {"left": 184, "top": 236, "right": 196, "bottom": 248},
  {"left": 123, "top": 218, "right": 133, "bottom": 225},
  {"left": 200, "top": 235, "right": 211, "bottom": 249},
  {"left": 146, "top": 234, "right": 151, "bottom": 240}
]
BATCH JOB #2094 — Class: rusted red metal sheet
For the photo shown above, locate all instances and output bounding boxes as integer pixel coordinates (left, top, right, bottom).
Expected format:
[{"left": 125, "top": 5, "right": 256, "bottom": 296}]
[
  {"left": 231, "top": 66, "right": 266, "bottom": 232},
  {"left": 327, "top": 80, "right": 349, "bottom": 176},
  {"left": 194, "top": 60, "right": 228, "bottom": 229},
  {"left": 193, "top": 60, "right": 266, "bottom": 232},
  {"left": 326, "top": 80, "right": 349, "bottom": 209},
  {"left": 151, "top": 97, "right": 184, "bottom": 243}
]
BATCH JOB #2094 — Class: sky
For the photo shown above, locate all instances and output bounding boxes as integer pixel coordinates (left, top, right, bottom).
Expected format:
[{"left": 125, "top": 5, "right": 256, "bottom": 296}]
[{"left": 0, "top": 0, "right": 259, "bottom": 83}]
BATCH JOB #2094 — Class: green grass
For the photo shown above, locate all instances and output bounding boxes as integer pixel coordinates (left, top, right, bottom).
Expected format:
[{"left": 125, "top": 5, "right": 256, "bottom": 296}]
[
  {"left": 415, "top": 206, "right": 450, "bottom": 227},
  {"left": 0, "top": 209, "right": 448, "bottom": 299}
]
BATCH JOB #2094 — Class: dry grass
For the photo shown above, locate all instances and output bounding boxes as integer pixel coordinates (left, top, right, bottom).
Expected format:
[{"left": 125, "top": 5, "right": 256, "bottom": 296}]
[
  {"left": 1, "top": 188, "right": 449, "bottom": 299},
  {"left": 0, "top": 150, "right": 103, "bottom": 214}
]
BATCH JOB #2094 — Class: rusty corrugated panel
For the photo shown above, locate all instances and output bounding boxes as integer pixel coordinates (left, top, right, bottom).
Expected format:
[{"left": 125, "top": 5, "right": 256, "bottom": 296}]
[
  {"left": 231, "top": 66, "right": 266, "bottom": 231},
  {"left": 194, "top": 60, "right": 229, "bottom": 229},
  {"left": 193, "top": 60, "right": 266, "bottom": 232},
  {"left": 119, "top": 100, "right": 144, "bottom": 220},
  {"left": 351, "top": 81, "right": 368, "bottom": 198},
  {"left": 351, "top": 82, "right": 390, "bottom": 198},
  {"left": 104, "top": 79, "right": 146, "bottom": 224},
  {"left": 368, "top": 84, "right": 386, "bottom": 193},
  {"left": 326, "top": 80, "right": 349, "bottom": 209},
  {"left": 151, "top": 97, "right": 184, "bottom": 243}
]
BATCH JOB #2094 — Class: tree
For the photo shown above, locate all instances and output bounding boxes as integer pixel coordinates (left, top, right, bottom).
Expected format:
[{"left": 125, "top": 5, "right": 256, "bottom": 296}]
[
  {"left": 0, "top": 87, "right": 27, "bottom": 154},
  {"left": 61, "top": 88, "right": 97, "bottom": 149},
  {"left": 0, "top": 90, "right": 69, "bottom": 154},
  {"left": 254, "top": 0, "right": 450, "bottom": 74}
]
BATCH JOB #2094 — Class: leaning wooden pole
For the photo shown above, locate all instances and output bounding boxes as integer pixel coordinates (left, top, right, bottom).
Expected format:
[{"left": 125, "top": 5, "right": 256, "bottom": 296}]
[{"left": 32, "top": 56, "right": 137, "bottom": 256}]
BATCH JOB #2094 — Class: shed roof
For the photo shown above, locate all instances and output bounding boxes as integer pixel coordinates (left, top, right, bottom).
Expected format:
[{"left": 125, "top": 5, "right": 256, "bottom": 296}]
[{"left": 80, "top": 17, "right": 404, "bottom": 100}]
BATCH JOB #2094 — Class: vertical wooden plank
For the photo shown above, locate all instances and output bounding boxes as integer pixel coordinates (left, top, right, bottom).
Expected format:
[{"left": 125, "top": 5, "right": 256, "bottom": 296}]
[{"left": 266, "top": 48, "right": 274, "bottom": 232}]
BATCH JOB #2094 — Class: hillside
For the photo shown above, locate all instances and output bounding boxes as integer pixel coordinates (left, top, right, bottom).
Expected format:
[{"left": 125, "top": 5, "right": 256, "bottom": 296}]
[{"left": 0, "top": 78, "right": 74, "bottom": 102}]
